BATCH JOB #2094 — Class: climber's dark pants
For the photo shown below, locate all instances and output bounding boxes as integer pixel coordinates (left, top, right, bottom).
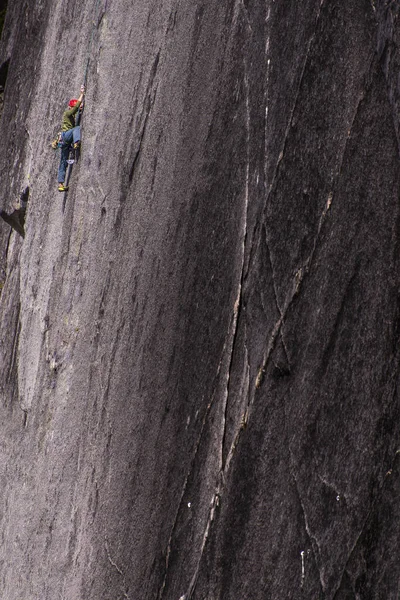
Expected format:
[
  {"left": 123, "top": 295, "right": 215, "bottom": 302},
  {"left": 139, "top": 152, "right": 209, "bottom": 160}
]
[{"left": 57, "top": 126, "right": 81, "bottom": 183}]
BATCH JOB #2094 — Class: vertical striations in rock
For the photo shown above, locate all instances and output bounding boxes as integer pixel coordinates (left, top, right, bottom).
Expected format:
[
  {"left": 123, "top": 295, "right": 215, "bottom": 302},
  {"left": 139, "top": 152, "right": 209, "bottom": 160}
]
[{"left": 0, "top": 1, "right": 400, "bottom": 599}]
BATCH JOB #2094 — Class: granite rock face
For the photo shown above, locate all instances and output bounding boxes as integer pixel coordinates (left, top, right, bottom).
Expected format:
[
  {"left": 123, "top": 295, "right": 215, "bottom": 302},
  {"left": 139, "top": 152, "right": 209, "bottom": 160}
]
[{"left": 0, "top": 1, "right": 400, "bottom": 599}]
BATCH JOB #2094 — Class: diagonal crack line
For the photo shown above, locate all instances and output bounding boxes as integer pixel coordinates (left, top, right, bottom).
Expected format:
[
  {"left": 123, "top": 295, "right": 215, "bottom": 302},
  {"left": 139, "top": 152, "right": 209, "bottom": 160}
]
[
  {"left": 219, "top": 330, "right": 252, "bottom": 477},
  {"left": 220, "top": 268, "right": 287, "bottom": 472},
  {"left": 173, "top": 121, "right": 252, "bottom": 596},
  {"left": 105, "top": 538, "right": 130, "bottom": 599},
  {"left": 105, "top": 539, "right": 124, "bottom": 576},
  {"left": 242, "top": 220, "right": 263, "bottom": 290},
  {"left": 181, "top": 190, "right": 251, "bottom": 600},
  {"left": 157, "top": 314, "right": 238, "bottom": 600},
  {"left": 252, "top": 225, "right": 292, "bottom": 381},
  {"left": 255, "top": 190, "right": 330, "bottom": 391},
  {"left": 266, "top": 0, "right": 326, "bottom": 203},
  {"left": 284, "top": 380, "right": 324, "bottom": 592},
  {"left": 260, "top": 35, "right": 375, "bottom": 339},
  {"left": 333, "top": 52, "right": 375, "bottom": 184},
  {"left": 279, "top": 326, "right": 291, "bottom": 369},
  {"left": 182, "top": 283, "right": 249, "bottom": 599},
  {"left": 255, "top": 311, "right": 285, "bottom": 389},
  {"left": 221, "top": 55, "right": 251, "bottom": 470},
  {"left": 7, "top": 317, "right": 20, "bottom": 386},
  {"left": 220, "top": 286, "right": 244, "bottom": 470},
  {"left": 303, "top": 53, "right": 375, "bottom": 279},
  {"left": 255, "top": 227, "right": 315, "bottom": 390},
  {"left": 184, "top": 488, "right": 221, "bottom": 600},
  {"left": 128, "top": 110, "right": 150, "bottom": 181},
  {"left": 129, "top": 49, "right": 161, "bottom": 182},
  {"left": 156, "top": 390, "right": 218, "bottom": 600},
  {"left": 237, "top": 0, "right": 253, "bottom": 32},
  {"left": 232, "top": 0, "right": 252, "bottom": 34},
  {"left": 264, "top": 223, "right": 283, "bottom": 317},
  {"left": 291, "top": 468, "right": 324, "bottom": 593},
  {"left": 5, "top": 225, "right": 13, "bottom": 259},
  {"left": 256, "top": 56, "right": 376, "bottom": 381}
]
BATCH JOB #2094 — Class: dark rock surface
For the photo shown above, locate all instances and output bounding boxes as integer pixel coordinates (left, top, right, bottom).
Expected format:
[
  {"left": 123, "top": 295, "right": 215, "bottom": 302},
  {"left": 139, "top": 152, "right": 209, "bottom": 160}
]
[{"left": 1, "top": 0, "right": 400, "bottom": 598}]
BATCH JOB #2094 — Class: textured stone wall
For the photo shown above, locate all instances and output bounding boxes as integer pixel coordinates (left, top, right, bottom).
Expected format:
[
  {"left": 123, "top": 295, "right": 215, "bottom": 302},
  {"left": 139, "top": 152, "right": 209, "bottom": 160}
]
[{"left": 0, "top": 1, "right": 399, "bottom": 599}]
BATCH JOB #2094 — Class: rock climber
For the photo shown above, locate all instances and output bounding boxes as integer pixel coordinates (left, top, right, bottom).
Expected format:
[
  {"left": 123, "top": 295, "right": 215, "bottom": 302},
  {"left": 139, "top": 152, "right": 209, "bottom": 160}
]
[{"left": 53, "top": 85, "right": 85, "bottom": 192}]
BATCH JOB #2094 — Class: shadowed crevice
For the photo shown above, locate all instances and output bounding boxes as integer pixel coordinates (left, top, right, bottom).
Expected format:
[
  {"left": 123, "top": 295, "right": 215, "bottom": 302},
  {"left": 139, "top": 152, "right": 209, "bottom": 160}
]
[{"left": 0, "top": 187, "right": 29, "bottom": 238}]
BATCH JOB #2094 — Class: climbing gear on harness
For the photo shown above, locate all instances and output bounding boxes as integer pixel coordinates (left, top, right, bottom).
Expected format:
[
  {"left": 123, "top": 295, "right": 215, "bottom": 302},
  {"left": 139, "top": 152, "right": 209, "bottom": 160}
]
[
  {"left": 51, "top": 132, "right": 63, "bottom": 149},
  {"left": 73, "top": 141, "right": 80, "bottom": 149}
]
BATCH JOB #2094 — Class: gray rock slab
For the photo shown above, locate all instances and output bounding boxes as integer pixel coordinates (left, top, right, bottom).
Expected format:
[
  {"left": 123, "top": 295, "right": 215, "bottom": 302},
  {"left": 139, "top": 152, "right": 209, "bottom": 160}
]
[{"left": 0, "top": 0, "right": 399, "bottom": 599}]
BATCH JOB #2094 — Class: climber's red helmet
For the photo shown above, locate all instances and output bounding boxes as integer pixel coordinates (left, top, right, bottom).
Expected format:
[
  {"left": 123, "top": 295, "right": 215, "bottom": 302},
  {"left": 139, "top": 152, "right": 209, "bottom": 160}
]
[{"left": 68, "top": 99, "right": 78, "bottom": 108}]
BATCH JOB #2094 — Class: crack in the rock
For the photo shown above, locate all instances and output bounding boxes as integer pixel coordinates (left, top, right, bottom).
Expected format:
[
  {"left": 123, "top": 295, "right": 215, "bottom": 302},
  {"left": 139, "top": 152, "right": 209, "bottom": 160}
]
[
  {"left": 249, "top": 3, "right": 338, "bottom": 393},
  {"left": 298, "top": 54, "right": 375, "bottom": 288},
  {"left": 166, "top": 7, "right": 177, "bottom": 34},
  {"left": 255, "top": 297, "right": 292, "bottom": 390},
  {"left": 263, "top": 5, "right": 271, "bottom": 192},
  {"left": 291, "top": 469, "right": 324, "bottom": 593},
  {"left": 104, "top": 538, "right": 130, "bottom": 599},
  {"left": 7, "top": 312, "right": 21, "bottom": 386},
  {"left": 222, "top": 336, "right": 251, "bottom": 480},
  {"left": 284, "top": 381, "right": 324, "bottom": 593},
  {"left": 250, "top": 26, "right": 377, "bottom": 403},
  {"left": 153, "top": 6, "right": 381, "bottom": 598},
  {"left": 1, "top": 227, "right": 22, "bottom": 387},
  {"left": 235, "top": 0, "right": 253, "bottom": 31},
  {"left": 266, "top": 0, "right": 326, "bottom": 201},
  {"left": 157, "top": 360, "right": 228, "bottom": 599},
  {"left": 254, "top": 55, "right": 375, "bottom": 393},
  {"left": 167, "top": 51, "right": 254, "bottom": 600},
  {"left": 317, "top": 473, "right": 342, "bottom": 498},
  {"left": 334, "top": 55, "right": 375, "bottom": 178},
  {"left": 254, "top": 192, "right": 331, "bottom": 388},
  {"left": 128, "top": 49, "right": 161, "bottom": 183},
  {"left": 4, "top": 226, "right": 13, "bottom": 263},
  {"left": 157, "top": 384, "right": 221, "bottom": 599},
  {"left": 221, "top": 59, "right": 250, "bottom": 471},
  {"left": 220, "top": 286, "right": 243, "bottom": 471},
  {"left": 183, "top": 488, "right": 221, "bottom": 600}
]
